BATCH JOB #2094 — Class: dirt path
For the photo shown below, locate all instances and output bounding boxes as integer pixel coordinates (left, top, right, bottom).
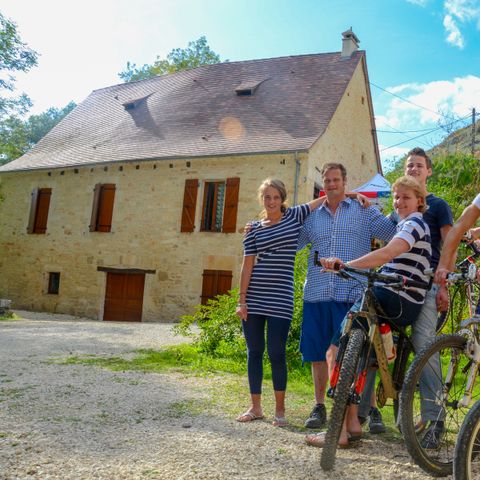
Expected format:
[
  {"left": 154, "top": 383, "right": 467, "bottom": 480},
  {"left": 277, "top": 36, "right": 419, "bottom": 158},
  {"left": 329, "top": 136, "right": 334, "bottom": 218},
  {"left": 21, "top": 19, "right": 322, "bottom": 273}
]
[{"left": 0, "top": 312, "right": 442, "bottom": 479}]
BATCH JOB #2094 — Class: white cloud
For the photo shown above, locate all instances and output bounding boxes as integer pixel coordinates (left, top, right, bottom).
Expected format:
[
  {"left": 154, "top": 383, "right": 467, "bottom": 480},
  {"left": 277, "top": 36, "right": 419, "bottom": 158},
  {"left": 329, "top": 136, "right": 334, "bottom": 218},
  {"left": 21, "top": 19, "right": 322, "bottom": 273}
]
[
  {"left": 443, "top": 14, "right": 465, "bottom": 47},
  {"left": 383, "top": 75, "right": 479, "bottom": 126},
  {"left": 443, "top": 0, "right": 480, "bottom": 48},
  {"left": 376, "top": 75, "right": 479, "bottom": 163}
]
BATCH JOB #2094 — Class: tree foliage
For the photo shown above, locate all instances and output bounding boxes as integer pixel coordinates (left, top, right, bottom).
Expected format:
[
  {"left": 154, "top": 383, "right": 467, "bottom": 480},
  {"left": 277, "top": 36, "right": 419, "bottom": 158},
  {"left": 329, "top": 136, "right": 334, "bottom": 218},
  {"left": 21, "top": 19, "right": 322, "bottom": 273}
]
[
  {"left": 119, "top": 36, "right": 223, "bottom": 83},
  {"left": 0, "top": 101, "right": 76, "bottom": 165},
  {"left": 0, "top": 11, "right": 38, "bottom": 119},
  {"left": 386, "top": 152, "right": 480, "bottom": 220}
]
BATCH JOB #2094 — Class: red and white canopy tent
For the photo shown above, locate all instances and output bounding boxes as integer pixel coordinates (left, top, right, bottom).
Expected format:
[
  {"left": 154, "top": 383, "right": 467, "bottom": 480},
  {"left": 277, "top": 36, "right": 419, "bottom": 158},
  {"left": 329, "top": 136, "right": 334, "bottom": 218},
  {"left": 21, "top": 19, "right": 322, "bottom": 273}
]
[{"left": 352, "top": 173, "right": 391, "bottom": 198}]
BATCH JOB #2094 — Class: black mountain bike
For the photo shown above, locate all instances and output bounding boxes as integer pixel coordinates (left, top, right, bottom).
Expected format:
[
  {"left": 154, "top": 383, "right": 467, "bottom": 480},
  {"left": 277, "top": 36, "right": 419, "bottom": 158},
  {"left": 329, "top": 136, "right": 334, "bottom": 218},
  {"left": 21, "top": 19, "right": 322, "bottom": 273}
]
[
  {"left": 399, "top": 240, "right": 480, "bottom": 477},
  {"left": 313, "top": 252, "right": 430, "bottom": 471}
]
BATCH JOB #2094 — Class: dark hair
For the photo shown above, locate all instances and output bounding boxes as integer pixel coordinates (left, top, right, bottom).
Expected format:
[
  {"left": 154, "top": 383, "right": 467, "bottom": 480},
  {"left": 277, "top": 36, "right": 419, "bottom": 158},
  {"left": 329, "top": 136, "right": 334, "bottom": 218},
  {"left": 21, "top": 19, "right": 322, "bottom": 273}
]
[
  {"left": 320, "top": 162, "right": 347, "bottom": 180},
  {"left": 406, "top": 147, "right": 432, "bottom": 169}
]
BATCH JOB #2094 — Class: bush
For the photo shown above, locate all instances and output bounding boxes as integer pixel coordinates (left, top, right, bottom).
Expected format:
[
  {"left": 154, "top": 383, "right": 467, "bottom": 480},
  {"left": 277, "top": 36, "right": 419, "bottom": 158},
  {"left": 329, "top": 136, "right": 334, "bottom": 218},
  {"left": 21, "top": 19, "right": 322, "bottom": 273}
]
[{"left": 174, "top": 247, "right": 310, "bottom": 369}]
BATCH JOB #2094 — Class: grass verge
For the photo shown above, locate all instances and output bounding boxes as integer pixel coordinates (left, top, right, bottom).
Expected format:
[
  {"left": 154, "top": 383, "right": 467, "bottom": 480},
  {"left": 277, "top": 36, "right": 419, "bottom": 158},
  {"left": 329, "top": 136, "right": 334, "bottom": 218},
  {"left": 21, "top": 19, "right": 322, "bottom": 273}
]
[{"left": 57, "top": 343, "right": 404, "bottom": 439}]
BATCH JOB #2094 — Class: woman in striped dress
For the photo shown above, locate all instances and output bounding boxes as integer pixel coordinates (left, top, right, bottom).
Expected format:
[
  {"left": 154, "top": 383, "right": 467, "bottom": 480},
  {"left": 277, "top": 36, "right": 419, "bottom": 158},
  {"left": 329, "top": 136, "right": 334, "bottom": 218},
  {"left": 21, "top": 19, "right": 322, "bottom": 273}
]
[{"left": 235, "top": 178, "right": 326, "bottom": 427}]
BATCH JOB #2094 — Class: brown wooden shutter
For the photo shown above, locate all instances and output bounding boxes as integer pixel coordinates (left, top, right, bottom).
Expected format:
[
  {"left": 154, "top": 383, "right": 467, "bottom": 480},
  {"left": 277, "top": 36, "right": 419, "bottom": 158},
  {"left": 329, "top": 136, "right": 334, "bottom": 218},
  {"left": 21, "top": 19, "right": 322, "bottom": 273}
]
[
  {"left": 27, "top": 188, "right": 39, "bottom": 233},
  {"left": 33, "top": 188, "right": 52, "bottom": 233},
  {"left": 89, "top": 184, "right": 102, "bottom": 232},
  {"left": 222, "top": 177, "right": 240, "bottom": 233},
  {"left": 97, "top": 184, "right": 116, "bottom": 232},
  {"left": 200, "top": 269, "right": 232, "bottom": 304},
  {"left": 181, "top": 179, "right": 198, "bottom": 232}
]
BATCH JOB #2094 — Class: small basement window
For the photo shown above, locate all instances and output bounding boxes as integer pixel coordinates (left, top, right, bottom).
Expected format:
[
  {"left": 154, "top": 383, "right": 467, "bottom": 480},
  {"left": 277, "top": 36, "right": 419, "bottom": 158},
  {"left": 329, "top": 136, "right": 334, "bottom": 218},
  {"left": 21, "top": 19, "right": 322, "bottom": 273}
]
[{"left": 48, "top": 272, "right": 60, "bottom": 294}]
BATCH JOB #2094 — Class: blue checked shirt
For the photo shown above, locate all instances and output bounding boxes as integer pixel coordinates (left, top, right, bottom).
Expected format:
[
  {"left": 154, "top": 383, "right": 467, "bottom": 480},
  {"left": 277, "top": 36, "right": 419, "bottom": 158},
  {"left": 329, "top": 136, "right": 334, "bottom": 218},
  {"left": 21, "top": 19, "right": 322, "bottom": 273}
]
[{"left": 298, "top": 198, "right": 396, "bottom": 303}]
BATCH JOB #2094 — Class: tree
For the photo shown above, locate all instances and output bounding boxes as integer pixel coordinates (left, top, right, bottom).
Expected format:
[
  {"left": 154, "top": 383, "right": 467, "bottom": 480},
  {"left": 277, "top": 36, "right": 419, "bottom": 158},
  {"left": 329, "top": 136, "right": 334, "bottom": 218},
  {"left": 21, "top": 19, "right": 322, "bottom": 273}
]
[
  {"left": 119, "top": 36, "right": 224, "bottom": 83},
  {"left": 0, "top": 11, "right": 38, "bottom": 118},
  {"left": 0, "top": 101, "right": 76, "bottom": 165}
]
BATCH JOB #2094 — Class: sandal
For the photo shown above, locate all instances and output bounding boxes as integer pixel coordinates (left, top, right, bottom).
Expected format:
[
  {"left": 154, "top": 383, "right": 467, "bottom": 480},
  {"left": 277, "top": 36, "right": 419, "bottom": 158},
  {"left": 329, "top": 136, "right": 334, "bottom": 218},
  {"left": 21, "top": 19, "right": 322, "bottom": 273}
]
[
  {"left": 305, "top": 431, "right": 360, "bottom": 449},
  {"left": 236, "top": 411, "right": 264, "bottom": 423},
  {"left": 272, "top": 416, "right": 288, "bottom": 427}
]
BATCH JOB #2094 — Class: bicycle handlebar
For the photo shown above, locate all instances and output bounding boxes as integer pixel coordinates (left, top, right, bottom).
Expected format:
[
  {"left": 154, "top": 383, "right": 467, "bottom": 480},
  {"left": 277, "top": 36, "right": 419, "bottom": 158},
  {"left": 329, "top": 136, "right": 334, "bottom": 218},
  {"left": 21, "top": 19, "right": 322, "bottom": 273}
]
[{"left": 313, "top": 251, "right": 430, "bottom": 290}]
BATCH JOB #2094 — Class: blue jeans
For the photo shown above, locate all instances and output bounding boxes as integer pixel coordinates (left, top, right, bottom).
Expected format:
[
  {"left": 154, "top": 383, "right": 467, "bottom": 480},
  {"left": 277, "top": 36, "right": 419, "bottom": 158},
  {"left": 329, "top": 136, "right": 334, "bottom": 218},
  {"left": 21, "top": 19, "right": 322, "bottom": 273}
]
[
  {"left": 411, "top": 284, "right": 444, "bottom": 421},
  {"left": 242, "top": 314, "right": 291, "bottom": 394},
  {"left": 359, "top": 285, "right": 442, "bottom": 420}
]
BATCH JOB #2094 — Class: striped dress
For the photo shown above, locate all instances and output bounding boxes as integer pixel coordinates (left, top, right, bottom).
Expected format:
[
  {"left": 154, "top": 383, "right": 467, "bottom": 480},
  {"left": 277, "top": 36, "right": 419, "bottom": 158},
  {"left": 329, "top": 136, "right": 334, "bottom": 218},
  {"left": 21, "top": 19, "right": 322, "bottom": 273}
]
[
  {"left": 243, "top": 204, "right": 311, "bottom": 320},
  {"left": 379, "top": 212, "right": 432, "bottom": 304}
]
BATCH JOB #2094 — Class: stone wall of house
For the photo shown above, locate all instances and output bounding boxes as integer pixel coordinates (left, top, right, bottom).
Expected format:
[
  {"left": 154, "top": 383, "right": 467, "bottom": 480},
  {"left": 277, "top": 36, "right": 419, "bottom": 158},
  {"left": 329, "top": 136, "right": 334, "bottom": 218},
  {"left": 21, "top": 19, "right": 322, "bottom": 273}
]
[
  {"left": 306, "top": 60, "right": 380, "bottom": 194},
  {"left": 0, "top": 152, "right": 308, "bottom": 322}
]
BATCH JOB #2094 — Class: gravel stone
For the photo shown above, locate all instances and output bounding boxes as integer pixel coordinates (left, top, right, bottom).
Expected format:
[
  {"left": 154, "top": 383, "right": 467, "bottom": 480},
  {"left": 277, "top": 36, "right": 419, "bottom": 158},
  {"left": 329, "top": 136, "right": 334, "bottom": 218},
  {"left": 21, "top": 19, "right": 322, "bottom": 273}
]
[{"left": 0, "top": 311, "right": 446, "bottom": 479}]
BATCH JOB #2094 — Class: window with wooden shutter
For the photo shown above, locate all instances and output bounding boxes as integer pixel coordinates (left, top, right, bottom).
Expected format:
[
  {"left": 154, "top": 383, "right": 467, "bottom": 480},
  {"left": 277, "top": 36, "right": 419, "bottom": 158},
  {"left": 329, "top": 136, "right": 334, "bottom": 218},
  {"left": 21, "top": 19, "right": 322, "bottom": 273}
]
[
  {"left": 201, "top": 181, "right": 225, "bottom": 232},
  {"left": 180, "top": 179, "right": 198, "bottom": 232},
  {"left": 27, "top": 188, "right": 52, "bottom": 234},
  {"left": 200, "top": 269, "right": 233, "bottom": 304},
  {"left": 89, "top": 184, "right": 116, "bottom": 232},
  {"left": 222, "top": 177, "right": 240, "bottom": 233}
]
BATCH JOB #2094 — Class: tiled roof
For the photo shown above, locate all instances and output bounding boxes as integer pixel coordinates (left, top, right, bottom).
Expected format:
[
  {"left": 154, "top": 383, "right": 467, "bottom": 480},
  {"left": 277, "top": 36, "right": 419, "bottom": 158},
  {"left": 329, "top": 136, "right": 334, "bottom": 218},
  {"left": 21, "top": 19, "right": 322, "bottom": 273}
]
[{"left": 0, "top": 51, "right": 365, "bottom": 172}]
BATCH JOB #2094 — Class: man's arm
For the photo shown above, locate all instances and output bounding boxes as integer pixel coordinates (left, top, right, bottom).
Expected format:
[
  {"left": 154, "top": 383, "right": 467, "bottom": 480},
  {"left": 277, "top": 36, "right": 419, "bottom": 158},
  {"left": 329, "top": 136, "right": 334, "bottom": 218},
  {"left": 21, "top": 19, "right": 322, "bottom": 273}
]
[{"left": 435, "top": 204, "right": 480, "bottom": 282}]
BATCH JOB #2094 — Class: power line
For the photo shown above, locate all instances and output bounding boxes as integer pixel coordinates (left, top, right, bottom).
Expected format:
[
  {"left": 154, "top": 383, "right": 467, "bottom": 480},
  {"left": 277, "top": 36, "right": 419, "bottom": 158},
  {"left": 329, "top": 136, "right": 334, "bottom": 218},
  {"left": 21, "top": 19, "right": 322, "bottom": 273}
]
[
  {"left": 379, "top": 114, "right": 472, "bottom": 152},
  {"left": 370, "top": 81, "right": 461, "bottom": 121}
]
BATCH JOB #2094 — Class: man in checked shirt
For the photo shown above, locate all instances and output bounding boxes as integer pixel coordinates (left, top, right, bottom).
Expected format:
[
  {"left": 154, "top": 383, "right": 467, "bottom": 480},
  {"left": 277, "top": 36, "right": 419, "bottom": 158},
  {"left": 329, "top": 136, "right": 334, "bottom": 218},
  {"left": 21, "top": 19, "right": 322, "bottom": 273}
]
[{"left": 298, "top": 162, "right": 396, "bottom": 430}]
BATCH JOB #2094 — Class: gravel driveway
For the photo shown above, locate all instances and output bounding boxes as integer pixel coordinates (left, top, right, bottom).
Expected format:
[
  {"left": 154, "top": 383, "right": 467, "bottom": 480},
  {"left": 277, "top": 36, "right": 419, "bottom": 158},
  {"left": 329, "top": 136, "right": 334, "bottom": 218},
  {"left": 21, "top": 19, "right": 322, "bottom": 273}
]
[{"left": 0, "top": 311, "right": 443, "bottom": 480}]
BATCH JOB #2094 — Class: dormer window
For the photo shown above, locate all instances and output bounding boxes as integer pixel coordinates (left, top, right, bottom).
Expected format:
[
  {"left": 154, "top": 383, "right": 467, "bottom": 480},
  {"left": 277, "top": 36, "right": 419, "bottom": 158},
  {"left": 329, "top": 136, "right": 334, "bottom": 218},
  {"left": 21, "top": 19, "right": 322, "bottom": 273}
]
[
  {"left": 121, "top": 94, "right": 151, "bottom": 111},
  {"left": 235, "top": 79, "right": 267, "bottom": 96}
]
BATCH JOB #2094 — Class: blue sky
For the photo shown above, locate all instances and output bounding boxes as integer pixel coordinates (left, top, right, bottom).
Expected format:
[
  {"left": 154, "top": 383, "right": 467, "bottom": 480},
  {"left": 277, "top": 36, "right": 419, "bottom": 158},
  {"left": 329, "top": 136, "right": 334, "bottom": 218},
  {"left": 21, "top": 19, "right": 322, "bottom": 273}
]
[{"left": 2, "top": 0, "right": 479, "bottom": 169}]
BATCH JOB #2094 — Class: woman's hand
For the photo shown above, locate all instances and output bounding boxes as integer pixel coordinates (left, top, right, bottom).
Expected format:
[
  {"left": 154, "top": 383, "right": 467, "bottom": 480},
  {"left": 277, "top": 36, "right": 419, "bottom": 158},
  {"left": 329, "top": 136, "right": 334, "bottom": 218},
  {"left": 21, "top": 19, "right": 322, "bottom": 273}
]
[
  {"left": 236, "top": 304, "right": 248, "bottom": 321},
  {"left": 320, "top": 257, "right": 344, "bottom": 271}
]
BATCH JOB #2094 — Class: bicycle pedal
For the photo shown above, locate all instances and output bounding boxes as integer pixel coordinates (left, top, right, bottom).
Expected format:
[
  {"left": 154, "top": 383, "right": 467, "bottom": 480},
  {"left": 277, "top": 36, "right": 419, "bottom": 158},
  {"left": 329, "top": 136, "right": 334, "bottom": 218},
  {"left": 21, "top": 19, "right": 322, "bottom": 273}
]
[{"left": 327, "top": 387, "right": 335, "bottom": 399}]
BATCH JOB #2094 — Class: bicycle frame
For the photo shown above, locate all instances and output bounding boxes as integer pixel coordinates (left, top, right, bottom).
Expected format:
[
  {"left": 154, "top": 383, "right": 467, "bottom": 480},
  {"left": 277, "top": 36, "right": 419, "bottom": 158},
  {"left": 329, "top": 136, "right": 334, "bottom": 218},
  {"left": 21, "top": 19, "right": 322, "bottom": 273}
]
[{"left": 315, "top": 253, "right": 418, "bottom": 407}]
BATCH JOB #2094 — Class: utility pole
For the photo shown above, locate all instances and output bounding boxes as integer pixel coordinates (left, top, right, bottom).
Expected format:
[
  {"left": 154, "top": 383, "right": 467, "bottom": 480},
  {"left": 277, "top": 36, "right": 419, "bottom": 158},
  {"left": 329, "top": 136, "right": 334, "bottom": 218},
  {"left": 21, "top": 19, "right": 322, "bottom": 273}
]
[{"left": 473, "top": 107, "right": 476, "bottom": 157}]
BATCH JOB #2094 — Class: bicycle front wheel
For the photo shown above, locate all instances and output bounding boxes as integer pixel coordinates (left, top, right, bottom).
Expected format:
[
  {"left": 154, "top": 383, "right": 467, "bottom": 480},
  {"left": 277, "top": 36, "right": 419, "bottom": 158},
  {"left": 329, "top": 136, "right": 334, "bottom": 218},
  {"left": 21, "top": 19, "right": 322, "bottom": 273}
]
[
  {"left": 400, "top": 334, "right": 472, "bottom": 477},
  {"left": 320, "top": 328, "right": 365, "bottom": 471},
  {"left": 454, "top": 399, "right": 480, "bottom": 480}
]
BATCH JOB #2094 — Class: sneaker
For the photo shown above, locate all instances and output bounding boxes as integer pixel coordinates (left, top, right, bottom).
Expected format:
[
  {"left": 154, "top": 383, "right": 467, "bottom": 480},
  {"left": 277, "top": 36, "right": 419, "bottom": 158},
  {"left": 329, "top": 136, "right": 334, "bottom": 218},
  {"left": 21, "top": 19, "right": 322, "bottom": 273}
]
[
  {"left": 420, "top": 421, "right": 444, "bottom": 450},
  {"left": 368, "top": 407, "right": 386, "bottom": 434},
  {"left": 358, "top": 415, "right": 367, "bottom": 426},
  {"left": 304, "top": 403, "right": 327, "bottom": 429}
]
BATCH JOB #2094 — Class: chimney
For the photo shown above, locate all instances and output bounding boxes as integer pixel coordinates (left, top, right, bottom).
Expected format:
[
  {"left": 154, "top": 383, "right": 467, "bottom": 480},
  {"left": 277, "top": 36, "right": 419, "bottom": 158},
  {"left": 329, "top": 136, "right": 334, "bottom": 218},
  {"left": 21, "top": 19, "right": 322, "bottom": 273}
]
[{"left": 341, "top": 28, "right": 360, "bottom": 58}]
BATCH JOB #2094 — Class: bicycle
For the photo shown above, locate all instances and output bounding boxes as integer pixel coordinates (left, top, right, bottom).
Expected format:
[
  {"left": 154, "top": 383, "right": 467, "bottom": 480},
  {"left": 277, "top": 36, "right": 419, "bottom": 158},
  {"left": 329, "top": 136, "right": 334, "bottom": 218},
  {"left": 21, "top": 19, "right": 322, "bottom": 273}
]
[
  {"left": 312, "top": 252, "right": 430, "bottom": 471},
  {"left": 399, "top": 247, "right": 480, "bottom": 477},
  {"left": 436, "top": 238, "right": 480, "bottom": 334},
  {"left": 453, "top": 398, "right": 480, "bottom": 480}
]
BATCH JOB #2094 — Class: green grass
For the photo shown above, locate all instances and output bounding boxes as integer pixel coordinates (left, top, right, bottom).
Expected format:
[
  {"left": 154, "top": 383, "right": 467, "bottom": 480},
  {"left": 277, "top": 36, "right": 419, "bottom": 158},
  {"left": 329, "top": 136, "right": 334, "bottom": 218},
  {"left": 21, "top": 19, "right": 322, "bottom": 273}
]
[
  {"left": 0, "top": 312, "right": 19, "bottom": 321},
  {"left": 57, "top": 343, "right": 406, "bottom": 437}
]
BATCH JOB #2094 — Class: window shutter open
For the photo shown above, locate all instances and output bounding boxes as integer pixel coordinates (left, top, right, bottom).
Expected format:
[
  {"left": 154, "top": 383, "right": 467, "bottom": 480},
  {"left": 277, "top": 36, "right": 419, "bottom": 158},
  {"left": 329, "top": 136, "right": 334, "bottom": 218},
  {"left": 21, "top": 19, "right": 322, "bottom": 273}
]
[
  {"left": 97, "top": 184, "right": 116, "bottom": 232},
  {"left": 33, "top": 188, "right": 52, "bottom": 233},
  {"left": 222, "top": 177, "right": 240, "bottom": 233},
  {"left": 27, "top": 188, "right": 39, "bottom": 233},
  {"left": 89, "top": 184, "right": 102, "bottom": 232},
  {"left": 181, "top": 179, "right": 198, "bottom": 232}
]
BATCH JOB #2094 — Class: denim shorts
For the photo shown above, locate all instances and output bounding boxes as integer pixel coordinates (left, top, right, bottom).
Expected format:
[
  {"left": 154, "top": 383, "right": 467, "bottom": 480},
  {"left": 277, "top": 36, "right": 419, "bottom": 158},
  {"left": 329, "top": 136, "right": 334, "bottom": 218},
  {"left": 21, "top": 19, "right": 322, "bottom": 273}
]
[{"left": 300, "top": 301, "right": 353, "bottom": 362}]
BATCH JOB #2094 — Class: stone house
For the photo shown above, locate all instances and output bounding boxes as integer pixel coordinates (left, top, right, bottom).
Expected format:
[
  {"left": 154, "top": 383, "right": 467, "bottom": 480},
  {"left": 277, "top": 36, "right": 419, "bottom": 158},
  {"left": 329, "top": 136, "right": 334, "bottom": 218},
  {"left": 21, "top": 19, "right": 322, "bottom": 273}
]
[{"left": 0, "top": 30, "right": 382, "bottom": 322}]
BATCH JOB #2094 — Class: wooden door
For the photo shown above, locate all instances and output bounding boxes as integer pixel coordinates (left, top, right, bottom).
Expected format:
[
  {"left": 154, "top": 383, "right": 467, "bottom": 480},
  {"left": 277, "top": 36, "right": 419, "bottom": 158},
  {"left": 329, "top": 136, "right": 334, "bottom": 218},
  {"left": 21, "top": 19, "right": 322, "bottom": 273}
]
[{"left": 103, "top": 273, "right": 145, "bottom": 322}]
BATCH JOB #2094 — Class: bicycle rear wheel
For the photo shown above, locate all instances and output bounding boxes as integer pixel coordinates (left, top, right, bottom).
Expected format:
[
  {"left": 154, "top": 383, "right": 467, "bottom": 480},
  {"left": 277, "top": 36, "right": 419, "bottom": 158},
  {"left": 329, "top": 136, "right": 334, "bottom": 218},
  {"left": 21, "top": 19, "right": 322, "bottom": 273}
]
[
  {"left": 400, "top": 334, "right": 474, "bottom": 477},
  {"left": 320, "top": 328, "right": 365, "bottom": 471},
  {"left": 454, "top": 399, "right": 480, "bottom": 480}
]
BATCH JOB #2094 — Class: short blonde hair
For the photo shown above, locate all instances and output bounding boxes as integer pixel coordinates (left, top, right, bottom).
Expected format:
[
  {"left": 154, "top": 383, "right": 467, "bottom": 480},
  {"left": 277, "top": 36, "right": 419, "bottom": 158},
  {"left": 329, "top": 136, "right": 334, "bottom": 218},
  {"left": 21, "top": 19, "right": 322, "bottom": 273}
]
[
  {"left": 257, "top": 178, "right": 288, "bottom": 218},
  {"left": 392, "top": 175, "right": 426, "bottom": 213}
]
